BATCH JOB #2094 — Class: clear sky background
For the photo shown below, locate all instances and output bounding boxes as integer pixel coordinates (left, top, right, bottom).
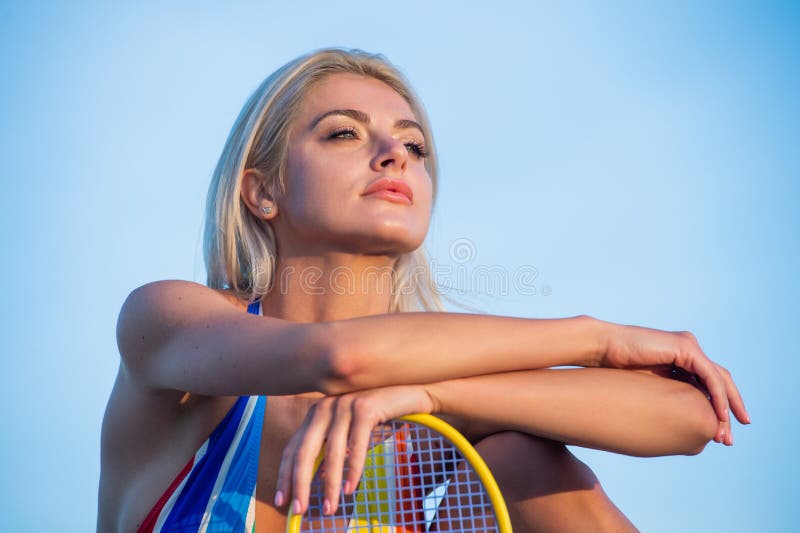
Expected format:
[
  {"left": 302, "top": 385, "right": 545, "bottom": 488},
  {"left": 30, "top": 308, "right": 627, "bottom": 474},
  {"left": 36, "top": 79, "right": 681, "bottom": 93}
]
[{"left": 1, "top": 1, "right": 797, "bottom": 531}]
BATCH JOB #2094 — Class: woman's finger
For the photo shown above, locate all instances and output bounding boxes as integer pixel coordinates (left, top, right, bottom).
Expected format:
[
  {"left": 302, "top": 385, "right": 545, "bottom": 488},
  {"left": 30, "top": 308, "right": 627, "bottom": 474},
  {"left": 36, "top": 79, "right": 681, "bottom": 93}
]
[
  {"left": 344, "top": 397, "right": 379, "bottom": 495},
  {"left": 675, "top": 332, "right": 731, "bottom": 424},
  {"left": 714, "top": 419, "right": 729, "bottom": 445},
  {"left": 321, "top": 397, "right": 354, "bottom": 515},
  {"left": 714, "top": 364, "right": 741, "bottom": 446},
  {"left": 291, "top": 399, "right": 335, "bottom": 515},
  {"left": 715, "top": 363, "right": 750, "bottom": 425},
  {"left": 726, "top": 418, "right": 733, "bottom": 445},
  {"left": 716, "top": 418, "right": 732, "bottom": 445},
  {"left": 275, "top": 428, "right": 303, "bottom": 508},
  {"left": 683, "top": 351, "right": 730, "bottom": 424}
]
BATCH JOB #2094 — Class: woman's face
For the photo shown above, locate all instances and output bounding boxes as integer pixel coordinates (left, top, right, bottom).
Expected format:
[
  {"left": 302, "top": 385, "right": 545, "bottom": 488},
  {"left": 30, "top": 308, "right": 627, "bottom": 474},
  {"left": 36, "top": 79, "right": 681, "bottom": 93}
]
[{"left": 275, "top": 73, "right": 433, "bottom": 257}]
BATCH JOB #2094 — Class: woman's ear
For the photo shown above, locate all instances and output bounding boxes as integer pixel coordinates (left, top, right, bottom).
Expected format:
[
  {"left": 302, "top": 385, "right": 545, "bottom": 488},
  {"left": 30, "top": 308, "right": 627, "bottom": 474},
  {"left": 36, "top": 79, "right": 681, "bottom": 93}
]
[{"left": 241, "top": 168, "right": 279, "bottom": 220}]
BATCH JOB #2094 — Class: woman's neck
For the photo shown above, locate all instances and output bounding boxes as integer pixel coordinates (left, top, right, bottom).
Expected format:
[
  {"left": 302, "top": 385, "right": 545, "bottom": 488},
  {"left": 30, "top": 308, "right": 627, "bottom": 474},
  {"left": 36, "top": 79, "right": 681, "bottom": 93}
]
[{"left": 259, "top": 251, "right": 399, "bottom": 323}]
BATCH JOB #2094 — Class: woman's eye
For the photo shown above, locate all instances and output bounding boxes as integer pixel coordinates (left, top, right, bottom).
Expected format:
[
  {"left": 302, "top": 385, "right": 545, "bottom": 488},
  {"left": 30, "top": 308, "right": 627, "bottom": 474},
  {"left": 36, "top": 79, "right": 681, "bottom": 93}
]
[
  {"left": 329, "top": 127, "right": 358, "bottom": 139},
  {"left": 328, "top": 128, "right": 427, "bottom": 158},
  {"left": 405, "top": 141, "right": 428, "bottom": 159}
]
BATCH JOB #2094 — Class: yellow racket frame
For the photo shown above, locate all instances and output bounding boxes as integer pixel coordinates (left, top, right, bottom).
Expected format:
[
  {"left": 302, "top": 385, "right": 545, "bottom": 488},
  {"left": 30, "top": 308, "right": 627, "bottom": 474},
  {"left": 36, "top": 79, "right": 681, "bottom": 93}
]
[{"left": 286, "top": 413, "right": 512, "bottom": 533}]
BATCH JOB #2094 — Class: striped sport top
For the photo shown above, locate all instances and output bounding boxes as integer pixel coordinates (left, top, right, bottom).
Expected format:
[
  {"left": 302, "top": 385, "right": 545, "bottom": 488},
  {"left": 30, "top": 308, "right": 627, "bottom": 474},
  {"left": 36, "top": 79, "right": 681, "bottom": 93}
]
[{"left": 138, "top": 300, "right": 266, "bottom": 533}]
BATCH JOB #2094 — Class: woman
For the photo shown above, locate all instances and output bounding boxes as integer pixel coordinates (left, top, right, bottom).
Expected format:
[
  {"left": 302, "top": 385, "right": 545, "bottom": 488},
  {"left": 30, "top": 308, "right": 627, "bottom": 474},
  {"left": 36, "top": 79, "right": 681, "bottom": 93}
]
[{"left": 98, "top": 47, "right": 748, "bottom": 532}]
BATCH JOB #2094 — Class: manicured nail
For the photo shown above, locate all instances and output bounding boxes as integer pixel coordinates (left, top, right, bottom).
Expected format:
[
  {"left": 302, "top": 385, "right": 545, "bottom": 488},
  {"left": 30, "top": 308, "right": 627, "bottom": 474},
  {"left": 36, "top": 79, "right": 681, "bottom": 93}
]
[
  {"left": 274, "top": 490, "right": 284, "bottom": 507},
  {"left": 343, "top": 480, "right": 352, "bottom": 494},
  {"left": 292, "top": 498, "right": 302, "bottom": 514},
  {"left": 323, "top": 499, "right": 331, "bottom": 515}
]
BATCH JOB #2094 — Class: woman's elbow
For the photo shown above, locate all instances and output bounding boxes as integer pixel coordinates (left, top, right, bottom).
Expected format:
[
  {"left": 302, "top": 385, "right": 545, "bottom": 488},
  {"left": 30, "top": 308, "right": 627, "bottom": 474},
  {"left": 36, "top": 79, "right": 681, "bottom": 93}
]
[
  {"left": 312, "top": 322, "right": 365, "bottom": 396},
  {"left": 678, "top": 388, "right": 718, "bottom": 456}
]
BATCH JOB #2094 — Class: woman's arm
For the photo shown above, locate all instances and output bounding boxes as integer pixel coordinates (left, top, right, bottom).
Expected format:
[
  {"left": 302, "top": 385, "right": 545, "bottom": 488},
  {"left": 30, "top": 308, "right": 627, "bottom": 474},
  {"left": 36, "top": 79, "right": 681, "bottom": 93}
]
[
  {"left": 117, "top": 280, "right": 334, "bottom": 395},
  {"left": 276, "top": 368, "right": 719, "bottom": 515},
  {"left": 427, "top": 367, "right": 718, "bottom": 457},
  {"left": 116, "top": 279, "right": 604, "bottom": 395},
  {"left": 119, "top": 279, "right": 744, "bottom": 436}
]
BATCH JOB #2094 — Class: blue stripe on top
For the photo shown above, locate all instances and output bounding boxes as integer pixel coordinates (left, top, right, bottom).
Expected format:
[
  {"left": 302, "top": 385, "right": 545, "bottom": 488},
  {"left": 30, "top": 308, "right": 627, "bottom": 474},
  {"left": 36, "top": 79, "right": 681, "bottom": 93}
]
[
  {"left": 158, "top": 299, "right": 266, "bottom": 532},
  {"left": 210, "top": 396, "right": 265, "bottom": 530}
]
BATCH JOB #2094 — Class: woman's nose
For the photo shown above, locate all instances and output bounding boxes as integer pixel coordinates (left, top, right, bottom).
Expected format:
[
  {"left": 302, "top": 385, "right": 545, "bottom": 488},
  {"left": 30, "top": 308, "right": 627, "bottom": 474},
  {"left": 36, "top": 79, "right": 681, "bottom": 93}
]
[{"left": 371, "top": 136, "right": 408, "bottom": 173}]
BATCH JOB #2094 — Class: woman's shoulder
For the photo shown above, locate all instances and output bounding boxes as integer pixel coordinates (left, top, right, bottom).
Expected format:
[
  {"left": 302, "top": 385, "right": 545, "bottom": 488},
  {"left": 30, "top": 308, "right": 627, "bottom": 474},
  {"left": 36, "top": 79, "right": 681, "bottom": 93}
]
[
  {"left": 125, "top": 279, "right": 248, "bottom": 310},
  {"left": 117, "top": 280, "right": 249, "bottom": 366},
  {"left": 214, "top": 287, "right": 250, "bottom": 312}
]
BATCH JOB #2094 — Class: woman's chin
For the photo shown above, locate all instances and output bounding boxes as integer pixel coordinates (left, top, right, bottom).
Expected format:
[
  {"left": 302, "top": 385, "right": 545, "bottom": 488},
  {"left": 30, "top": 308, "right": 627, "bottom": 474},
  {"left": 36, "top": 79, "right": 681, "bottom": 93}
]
[{"left": 343, "top": 231, "right": 424, "bottom": 257}]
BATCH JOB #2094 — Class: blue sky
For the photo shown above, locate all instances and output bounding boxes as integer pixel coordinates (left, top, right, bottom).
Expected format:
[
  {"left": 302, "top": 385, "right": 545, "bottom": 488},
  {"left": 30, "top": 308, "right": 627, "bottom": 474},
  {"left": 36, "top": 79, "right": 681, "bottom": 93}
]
[{"left": 1, "top": 1, "right": 797, "bottom": 530}]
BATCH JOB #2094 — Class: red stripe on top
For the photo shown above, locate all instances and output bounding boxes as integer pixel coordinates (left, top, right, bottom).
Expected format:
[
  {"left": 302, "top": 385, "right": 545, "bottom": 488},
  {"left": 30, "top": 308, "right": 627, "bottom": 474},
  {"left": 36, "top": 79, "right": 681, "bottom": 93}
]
[
  {"left": 394, "top": 429, "right": 426, "bottom": 533},
  {"left": 138, "top": 455, "right": 195, "bottom": 533}
]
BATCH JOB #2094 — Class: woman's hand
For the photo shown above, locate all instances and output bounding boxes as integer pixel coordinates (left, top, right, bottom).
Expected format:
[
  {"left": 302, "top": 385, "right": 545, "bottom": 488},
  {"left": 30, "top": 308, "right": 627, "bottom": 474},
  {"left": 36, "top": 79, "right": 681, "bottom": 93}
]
[
  {"left": 274, "top": 385, "right": 436, "bottom": 517},
  {"left": 598, "top": 323, "right": 750, "bottom": 444}
]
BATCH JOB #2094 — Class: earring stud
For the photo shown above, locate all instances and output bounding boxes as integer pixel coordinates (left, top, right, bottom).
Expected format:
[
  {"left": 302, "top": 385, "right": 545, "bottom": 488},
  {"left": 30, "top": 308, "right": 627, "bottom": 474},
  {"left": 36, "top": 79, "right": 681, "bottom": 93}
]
[{"left": 261, "top": 206, "right": 272, "bottom": 214}]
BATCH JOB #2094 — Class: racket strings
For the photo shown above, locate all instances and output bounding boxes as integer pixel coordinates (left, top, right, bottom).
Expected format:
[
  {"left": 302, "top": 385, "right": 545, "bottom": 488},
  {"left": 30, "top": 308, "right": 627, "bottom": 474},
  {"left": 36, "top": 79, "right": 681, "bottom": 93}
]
[{"left": 298, "top": 420, "right": 500, "bottom": 532}]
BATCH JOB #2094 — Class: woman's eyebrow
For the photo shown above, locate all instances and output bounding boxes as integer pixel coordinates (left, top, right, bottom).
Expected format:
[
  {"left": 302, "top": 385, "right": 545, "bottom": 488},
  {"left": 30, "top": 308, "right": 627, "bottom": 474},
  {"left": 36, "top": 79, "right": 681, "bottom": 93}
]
[{"left": 310, "top": 109, "right": 424, "bottom": 136}]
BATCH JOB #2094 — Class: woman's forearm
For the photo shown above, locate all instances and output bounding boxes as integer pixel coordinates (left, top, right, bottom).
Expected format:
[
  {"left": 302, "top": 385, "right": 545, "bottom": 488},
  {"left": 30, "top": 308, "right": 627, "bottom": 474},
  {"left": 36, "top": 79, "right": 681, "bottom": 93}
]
[
  {"left": 119, "top": 281, "right": 606, "bottom": 396},
  {"left": 322, "top": 313, "right": 605, "bottom": 394},
  {"left": 426, "top": 367, "right": 718, "bottom": 457}
]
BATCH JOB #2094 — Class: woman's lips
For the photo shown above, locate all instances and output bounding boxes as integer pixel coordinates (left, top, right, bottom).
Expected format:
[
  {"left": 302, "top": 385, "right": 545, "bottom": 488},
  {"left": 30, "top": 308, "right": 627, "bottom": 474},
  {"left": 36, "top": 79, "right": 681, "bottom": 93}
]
[
  {"left": 363, "top": 188, "right": 413, "bottom": 205},
  {"left": 361, "top": 177, "right": 413, "bottom": 204}
]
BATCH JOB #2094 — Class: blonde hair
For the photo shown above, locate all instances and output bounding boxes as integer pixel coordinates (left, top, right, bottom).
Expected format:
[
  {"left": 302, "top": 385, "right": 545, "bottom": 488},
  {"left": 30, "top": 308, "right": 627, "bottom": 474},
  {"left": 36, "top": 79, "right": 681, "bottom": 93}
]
[{"left": 203, "top": 47, "right": 446, "bottom": 312}]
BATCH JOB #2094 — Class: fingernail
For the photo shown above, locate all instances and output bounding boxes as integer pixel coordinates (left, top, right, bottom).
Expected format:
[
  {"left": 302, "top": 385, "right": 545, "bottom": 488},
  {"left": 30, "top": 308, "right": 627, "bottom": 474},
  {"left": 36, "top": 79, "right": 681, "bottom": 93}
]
[
  {"left": 274, "top": 490, "right": 284, "bottom": 507},
  {"left": 344, "top": 480, "right": 352, "bottom": 494},
  {"left": 323, "top": 499, "right": 331, "bottom": 515},
  {"left": 292, "top": 498, "right": 301, "bottom": 515}
]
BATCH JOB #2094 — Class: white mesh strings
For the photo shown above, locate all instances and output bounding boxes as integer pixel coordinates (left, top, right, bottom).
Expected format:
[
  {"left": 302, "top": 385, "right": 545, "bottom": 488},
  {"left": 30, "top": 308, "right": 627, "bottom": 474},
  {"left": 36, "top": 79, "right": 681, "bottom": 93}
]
[{"left": 297, "top": 419, "right": 499, "bottom": 532}]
